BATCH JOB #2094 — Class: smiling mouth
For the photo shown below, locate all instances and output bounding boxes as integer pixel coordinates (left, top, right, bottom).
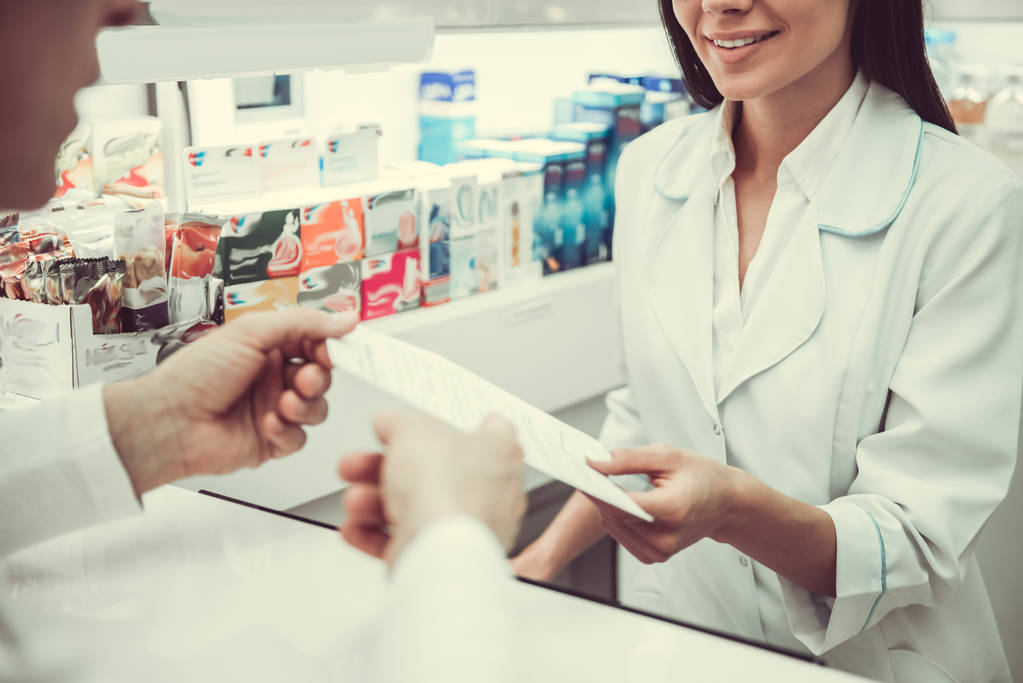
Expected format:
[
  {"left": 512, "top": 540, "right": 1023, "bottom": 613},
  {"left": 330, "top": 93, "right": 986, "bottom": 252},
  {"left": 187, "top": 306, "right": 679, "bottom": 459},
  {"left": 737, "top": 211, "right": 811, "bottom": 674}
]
[{"left": 709, "top": 31, "right": 780, "bottom": 49}]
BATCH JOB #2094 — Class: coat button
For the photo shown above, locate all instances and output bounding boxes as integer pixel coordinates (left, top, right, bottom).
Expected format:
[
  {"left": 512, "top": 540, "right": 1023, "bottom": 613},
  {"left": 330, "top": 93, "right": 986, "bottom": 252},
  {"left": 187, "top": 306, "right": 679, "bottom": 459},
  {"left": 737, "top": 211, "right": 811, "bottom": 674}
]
[
  {"left": 739, "top": 556, "right": 749, "bottom": 568},
  {"left": 713, "top": 424, "right": 722, "bottom": 436}
]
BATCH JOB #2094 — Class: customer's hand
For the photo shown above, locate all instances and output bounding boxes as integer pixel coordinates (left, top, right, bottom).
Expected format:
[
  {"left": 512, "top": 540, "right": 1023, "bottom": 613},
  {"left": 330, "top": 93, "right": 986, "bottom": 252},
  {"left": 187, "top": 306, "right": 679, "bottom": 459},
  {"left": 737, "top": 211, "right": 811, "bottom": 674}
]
[
  {"left": 584, "top": 445, "right": 744, "bottom": 564},
  {"left": 105, "top": 308, "right": 359, "bottom": 496},
  {"left": 339, "top": 412, "right": 526, "bottom": 565}
]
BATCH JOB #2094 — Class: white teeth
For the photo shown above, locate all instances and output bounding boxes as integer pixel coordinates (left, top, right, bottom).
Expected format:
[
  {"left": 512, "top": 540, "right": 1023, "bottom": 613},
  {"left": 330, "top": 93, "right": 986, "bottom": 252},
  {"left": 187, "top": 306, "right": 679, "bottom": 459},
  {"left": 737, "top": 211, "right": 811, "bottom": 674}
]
[{"left": 713, "top": 33, "right": 772, "bottom": 48}]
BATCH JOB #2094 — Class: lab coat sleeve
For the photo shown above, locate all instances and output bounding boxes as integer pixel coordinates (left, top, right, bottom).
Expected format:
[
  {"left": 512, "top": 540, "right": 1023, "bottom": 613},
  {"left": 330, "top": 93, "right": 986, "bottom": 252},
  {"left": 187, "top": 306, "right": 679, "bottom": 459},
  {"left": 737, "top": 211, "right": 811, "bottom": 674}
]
[
  {"left": 375, "top": 515, "right": 515, "bottom": 683},
  {"left": 779, "top": 179, "right": 1023, "bottom": 654},
  {"left": 0, "top": 384, "right": 141, "bottom": 556}
]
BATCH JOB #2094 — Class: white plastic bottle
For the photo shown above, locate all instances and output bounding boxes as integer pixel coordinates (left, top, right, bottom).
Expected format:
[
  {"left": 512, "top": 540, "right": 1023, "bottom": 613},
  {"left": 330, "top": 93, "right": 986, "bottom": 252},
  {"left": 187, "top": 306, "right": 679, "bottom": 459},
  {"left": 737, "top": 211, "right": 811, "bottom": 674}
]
[
  {"left": 985, "top": 67, "right": 1023, "bottom": 179},
  {"left": 948, "top": 65, "right": 992, "bottom": 148}
]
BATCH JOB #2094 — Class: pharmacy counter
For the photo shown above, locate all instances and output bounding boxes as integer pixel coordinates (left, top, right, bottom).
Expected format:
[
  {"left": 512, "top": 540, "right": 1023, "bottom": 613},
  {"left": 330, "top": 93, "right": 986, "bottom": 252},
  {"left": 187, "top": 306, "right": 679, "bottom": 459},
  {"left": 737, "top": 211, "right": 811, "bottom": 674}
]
[{"left": 1, "top": 486, "right": 868, "bottom": 683}]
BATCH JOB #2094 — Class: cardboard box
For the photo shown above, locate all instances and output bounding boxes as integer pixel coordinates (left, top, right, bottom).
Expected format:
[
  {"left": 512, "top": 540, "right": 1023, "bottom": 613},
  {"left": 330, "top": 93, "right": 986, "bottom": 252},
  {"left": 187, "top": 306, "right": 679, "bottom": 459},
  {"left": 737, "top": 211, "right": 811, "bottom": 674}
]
[
  {"left": 360, "top": 249, "right": 421, "bottom": 320},
  {"left": 0, "top": 298, "right": 159, "bottom": 400}
]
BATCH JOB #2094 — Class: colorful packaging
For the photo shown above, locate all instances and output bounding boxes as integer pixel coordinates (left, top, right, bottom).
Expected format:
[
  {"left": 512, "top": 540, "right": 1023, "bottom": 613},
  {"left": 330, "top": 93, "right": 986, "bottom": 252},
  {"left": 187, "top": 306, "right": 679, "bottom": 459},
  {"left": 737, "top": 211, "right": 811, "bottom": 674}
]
[
  {"left": 258, "top": 137, "right": 321, "bottom": 193},
  {"left": 115, "top": 205, "right": 169, "bottom": 332},
  {"left": 224, "top": 276, "right": 299, "bottom": 324},
  {"left": 449, "top": 236, "right": 477, "bottom": 301},
  {"left": 513, "top": 140, "right": 567, "bottom": 275},
  {"left": 418, "top": 69, "right": 477, "bottom": 165},
  {"left": 551, "top": 123, "right": 612, "bottom": 264},
  {"left": 364, "top": 187, "right": 417, "bottom": 257},
  {"left": 22, "top": 257, "right": 49, "bottom": 304},
  {"left": 167, "top": 214, "right": 225, "bottom": 324},
  {"left": 641, "top": 91, "right": 689, "bottom": 134},
  {"left": 417, "top": 175, "right": 452, "bottom": 306},
  {"left": 360, "top": 249, "right": 421, "bottom": 320},
  {"left": 182, "top": 144, "right": 260, "bottom": 209},
  {"left": 299, "top": 199, "right": 365, "bottom": 271},
  {"left": 91, "top": 117, "right": 164, "bottom": 201},
  {"left": 321, "top": 127, "right": 379, "bottom": 187},
  {"left": 215, "top": 209, "right": 302, "bottom": 285},
  {"left": 0, "top": 215, "right": 18, "bottom": 247},
  {"left": 0, "top": 249, "right": 28, "bottom": 300},
  {"left": 552, "top": 142, "right": 587, "bottom": 272},
  {"left": 457, "top": 161, "right": 501, "bottom": 291},
  {"left": 298, "top": 262, "right": 361, "bottom": 315},
  {"left": 572, "top": 83, "right": 645, "bottom": 226},
  {"left": 54, "top": 123, "right": 94, "bottom": 200},
  {"left": 84, "top": 259, "right": 126, "bottom": 334},
  {"left": 493, "top": 161, "right": 543, "bottom": 287}
]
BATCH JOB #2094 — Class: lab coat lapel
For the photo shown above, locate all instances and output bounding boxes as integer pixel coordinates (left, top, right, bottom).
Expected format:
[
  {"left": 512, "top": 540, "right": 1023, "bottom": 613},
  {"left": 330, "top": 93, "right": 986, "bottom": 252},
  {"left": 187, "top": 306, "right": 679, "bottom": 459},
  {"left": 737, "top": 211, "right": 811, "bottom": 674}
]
[
  {"left": 647, "top": 185, "right": 719, "bottom": 422},
  {"left": 716, "top": 212, "right": 825, "bottom": 403}
]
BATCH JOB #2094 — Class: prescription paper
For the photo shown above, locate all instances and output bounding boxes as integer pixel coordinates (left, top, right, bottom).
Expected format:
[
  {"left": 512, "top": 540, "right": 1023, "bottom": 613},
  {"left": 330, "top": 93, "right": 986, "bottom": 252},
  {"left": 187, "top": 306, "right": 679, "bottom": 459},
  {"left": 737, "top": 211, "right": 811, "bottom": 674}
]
[{"left": 328, "top": 327, "right": 654, "bottom": 522}]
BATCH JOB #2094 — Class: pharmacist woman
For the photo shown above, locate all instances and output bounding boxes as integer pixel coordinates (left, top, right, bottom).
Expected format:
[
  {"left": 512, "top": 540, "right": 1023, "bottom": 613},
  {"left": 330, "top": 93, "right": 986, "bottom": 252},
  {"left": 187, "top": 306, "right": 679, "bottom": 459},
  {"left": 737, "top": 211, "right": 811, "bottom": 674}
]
[{"left": 514, "top": 1, "right": 1023, "bottom": 681}]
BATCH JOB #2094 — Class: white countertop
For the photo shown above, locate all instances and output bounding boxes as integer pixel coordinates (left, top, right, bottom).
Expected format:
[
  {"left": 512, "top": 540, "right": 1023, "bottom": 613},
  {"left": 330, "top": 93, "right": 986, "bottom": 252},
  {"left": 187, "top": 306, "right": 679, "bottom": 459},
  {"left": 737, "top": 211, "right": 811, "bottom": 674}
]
[{"left": 1, "top": 486, "right": 867, "bottom": 683}]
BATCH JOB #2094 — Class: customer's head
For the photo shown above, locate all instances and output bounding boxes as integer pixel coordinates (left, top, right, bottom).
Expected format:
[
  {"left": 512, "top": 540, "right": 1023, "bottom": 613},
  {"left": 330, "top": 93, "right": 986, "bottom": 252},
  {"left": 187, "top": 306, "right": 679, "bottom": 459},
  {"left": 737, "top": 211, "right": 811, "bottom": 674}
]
[
  {"left": 661, "top": 0, "right": 955, "bottom": 132},
  {"left": 0, "top": 0, "right": 140, "bottom": 210}
]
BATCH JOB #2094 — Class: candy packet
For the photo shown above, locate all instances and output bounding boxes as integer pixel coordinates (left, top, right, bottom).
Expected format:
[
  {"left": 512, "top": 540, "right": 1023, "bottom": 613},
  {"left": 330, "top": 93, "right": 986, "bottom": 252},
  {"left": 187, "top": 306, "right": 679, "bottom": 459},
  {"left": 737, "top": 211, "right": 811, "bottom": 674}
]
[
  {"left": 167, "top": 213, "right": 225, "bottom": 324},
  {"left": 115, "top": 204, "right": 168, "bottom": 331},
  {"left": 84, "top": 258, "right": 126, "bottom": 334},
  {"left": 22, "top": 256, "right": 50, "bottom": 304}
]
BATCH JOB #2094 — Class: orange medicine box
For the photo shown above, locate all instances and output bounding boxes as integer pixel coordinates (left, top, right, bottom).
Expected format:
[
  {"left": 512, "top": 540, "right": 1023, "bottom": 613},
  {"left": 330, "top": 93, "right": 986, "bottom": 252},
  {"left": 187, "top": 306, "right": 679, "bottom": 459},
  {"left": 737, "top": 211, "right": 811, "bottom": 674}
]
[{"left": 299, "top": 199, "right": 365, "bottom": 271}]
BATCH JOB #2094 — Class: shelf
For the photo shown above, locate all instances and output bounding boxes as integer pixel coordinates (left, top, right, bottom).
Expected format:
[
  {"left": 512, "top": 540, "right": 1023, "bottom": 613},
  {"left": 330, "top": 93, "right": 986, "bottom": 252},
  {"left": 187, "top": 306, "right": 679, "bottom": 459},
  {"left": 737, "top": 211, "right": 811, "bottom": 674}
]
[
  {"left": 176, "top": 263, "right": 627, "bottom": 510},
  {"left": 96, "top": 18, "right": 435, "bottom": 84}
]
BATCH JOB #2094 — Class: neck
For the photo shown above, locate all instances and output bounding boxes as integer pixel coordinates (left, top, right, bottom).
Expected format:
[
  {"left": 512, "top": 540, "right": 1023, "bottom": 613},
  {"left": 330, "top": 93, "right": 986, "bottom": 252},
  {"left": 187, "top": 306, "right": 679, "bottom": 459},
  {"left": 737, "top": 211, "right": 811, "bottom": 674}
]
[{"left": 732, "top": 55, "right": 857, "bottom": 181}]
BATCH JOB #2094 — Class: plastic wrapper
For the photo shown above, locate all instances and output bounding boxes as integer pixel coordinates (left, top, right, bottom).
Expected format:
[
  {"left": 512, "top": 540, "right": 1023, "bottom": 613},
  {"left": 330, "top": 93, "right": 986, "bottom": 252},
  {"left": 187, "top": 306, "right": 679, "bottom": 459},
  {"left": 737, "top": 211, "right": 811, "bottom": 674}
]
[
  {"left": 0, "top": 214, "right": 19, "bottom": 247},
  {"left": 0, "top": 257, "right": 26, "bottom": 300},
  {"left": 167, "top": 213, "right": 225, "bottom": 324},
  {"left": 22, "top": 257, "right": 50, "bottom": 304},
  {"left": 44, "top": 258, "right": 65, "bottom": 304},
  {"left": 66, "top": 207, "right": 117, "bottom": 259},
  {"left": 84, "top": 259, "right": 126, "bottom": 334},
  {"left": 151, "top": 318, "right": 219, "bottom": 364},
  {"left": 114, "top": 204, "right": 168, "bottom": 331}
]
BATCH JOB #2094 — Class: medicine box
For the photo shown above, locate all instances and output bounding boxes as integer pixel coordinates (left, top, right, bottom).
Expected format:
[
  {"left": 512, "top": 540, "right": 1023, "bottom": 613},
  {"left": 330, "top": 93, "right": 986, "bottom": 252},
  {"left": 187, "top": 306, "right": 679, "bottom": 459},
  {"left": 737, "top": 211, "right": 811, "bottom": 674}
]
[{"left": 360, "top": 248, "right": 422, "bottom": 320}]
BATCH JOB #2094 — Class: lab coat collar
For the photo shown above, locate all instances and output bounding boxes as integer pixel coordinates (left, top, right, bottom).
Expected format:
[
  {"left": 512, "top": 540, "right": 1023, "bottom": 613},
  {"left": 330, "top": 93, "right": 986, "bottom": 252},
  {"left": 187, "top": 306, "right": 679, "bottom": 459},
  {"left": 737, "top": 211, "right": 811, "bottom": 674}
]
[{"left": 653, "top": 79, "right": 924, "bottom": 237}]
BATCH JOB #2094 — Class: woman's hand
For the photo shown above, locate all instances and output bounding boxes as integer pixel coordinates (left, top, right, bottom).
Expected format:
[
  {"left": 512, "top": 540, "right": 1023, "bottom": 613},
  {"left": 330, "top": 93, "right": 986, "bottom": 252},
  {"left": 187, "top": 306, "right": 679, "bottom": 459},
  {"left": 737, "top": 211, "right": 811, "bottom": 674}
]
[{"left": 586, "top": 445, "right": 746, "bottom": 564}]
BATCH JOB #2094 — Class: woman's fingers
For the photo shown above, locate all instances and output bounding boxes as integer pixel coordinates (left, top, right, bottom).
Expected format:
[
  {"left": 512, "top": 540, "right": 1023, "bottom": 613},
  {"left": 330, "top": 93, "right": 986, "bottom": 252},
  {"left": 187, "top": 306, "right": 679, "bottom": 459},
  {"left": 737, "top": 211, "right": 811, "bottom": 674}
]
[{"left": 588, "top": 446, "right": 681, "bottom": 477}]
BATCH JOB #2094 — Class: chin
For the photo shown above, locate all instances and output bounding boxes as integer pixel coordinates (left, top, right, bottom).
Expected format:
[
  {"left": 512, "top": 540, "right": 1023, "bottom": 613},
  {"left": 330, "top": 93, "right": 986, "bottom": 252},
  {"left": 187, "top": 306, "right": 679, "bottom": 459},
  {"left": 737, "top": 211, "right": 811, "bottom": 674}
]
[{"left": 714, "top": 74, "right": 785, "bottom": 103}]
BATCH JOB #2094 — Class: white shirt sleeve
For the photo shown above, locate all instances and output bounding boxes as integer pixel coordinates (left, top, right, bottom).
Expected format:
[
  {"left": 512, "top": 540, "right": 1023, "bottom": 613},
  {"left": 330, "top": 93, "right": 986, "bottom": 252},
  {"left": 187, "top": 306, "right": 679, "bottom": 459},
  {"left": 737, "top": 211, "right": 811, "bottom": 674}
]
[
  {"left": 374, "top": 515, "right": 515, "bottom": 683},
  {"left": 0, "top": 384, "right": 141, "bottom": 557}
]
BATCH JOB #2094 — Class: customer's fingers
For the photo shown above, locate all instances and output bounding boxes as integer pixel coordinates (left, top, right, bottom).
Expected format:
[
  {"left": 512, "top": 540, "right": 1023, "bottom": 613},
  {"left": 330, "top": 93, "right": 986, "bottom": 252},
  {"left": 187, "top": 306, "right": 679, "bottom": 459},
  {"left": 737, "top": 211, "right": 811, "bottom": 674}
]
[
  {"left": 339, "top": 452, "right": 384, "bottom": 485},
  {"left": 342, "top": 484, "right": 387, "bottom": 526},
  {"left": 339, "top": 522, "right": 390, "bottom": 560},
  {"left": 278, "top": 390, "right": 328, "bottom": 426},
  {"left": 284, "top": 362, "right": 332, "bottom": 399}
]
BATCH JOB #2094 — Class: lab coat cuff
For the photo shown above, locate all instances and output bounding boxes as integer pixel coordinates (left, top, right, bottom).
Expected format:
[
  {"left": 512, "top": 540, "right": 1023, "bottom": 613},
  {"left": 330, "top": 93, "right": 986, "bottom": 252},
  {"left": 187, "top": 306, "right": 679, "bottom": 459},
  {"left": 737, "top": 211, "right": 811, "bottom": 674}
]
[
  {"left": 779, "top": 499, "right": 884, "bottom": 654},
  {"left": 66, "top": 383, "right": 143, "bottom": 522}
]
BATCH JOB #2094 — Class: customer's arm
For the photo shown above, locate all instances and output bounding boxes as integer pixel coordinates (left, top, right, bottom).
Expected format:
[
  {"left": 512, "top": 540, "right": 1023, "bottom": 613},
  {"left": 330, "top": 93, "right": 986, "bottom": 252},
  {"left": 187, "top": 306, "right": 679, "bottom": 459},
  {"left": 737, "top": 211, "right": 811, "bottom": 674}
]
[{"left": 0, "top": 309, "right": 357, "bottom": 556}]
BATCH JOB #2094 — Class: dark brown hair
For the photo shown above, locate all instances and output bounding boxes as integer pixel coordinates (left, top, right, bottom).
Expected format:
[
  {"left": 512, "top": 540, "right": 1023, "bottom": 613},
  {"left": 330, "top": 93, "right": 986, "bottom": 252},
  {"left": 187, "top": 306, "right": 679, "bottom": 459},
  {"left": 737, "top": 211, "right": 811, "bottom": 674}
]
[{"left": 658, "top": 0, "right": 958, "bottom": 134}]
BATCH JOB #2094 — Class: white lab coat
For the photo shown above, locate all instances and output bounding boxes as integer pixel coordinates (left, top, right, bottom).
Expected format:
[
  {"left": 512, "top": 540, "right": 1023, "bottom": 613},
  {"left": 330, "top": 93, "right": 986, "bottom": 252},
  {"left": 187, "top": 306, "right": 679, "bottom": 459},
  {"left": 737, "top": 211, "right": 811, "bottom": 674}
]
[{"left": 602, "top": 80, "right": 1023, "bottom": 682}]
